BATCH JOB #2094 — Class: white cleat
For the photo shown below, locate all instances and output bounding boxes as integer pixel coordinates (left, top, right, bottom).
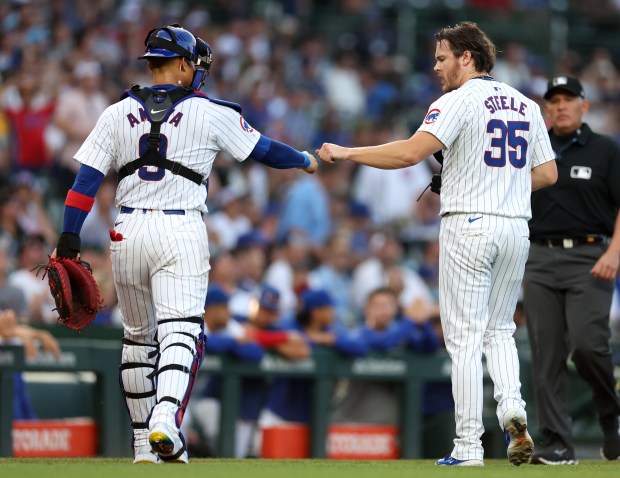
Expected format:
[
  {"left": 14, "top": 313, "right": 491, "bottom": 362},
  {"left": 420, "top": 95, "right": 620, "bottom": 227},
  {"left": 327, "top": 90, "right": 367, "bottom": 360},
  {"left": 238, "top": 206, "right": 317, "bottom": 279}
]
[
  {"left": 149, "top": 422, "right": 188, "bottom": 464},
  {"left": 168, "top": 450, "right": 189, "bottom": 464},
  {"left": 503, "top": 408, "right": 534, "bottom": 466},
  {"left": 133, "top": 446, "right": 160, "bottom": 464}
]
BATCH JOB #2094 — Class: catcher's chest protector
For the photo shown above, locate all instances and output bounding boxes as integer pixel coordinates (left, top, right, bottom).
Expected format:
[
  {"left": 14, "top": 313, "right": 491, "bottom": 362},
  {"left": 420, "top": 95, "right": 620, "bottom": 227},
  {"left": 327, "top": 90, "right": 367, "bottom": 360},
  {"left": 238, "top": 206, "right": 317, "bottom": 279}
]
[{"left": 117, "top": 86, "right": 204, "bottom": 185}]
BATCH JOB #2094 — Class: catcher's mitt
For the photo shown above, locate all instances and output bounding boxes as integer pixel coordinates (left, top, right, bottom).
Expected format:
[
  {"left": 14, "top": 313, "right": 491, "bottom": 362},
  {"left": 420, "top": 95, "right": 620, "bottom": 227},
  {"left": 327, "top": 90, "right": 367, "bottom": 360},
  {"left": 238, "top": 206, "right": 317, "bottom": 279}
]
[{"left": 35, "top": 257, "right": 103, "bottom": 331}]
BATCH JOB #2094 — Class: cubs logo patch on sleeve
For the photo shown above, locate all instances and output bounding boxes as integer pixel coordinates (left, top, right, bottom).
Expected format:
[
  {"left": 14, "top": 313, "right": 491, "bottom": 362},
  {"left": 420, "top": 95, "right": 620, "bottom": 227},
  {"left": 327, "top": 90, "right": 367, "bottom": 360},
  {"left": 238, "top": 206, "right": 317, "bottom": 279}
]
[
  {"left": 424, "top": 108, "right": 441, "bottom": 124},
  {"left": 239, "top": 116, "right": 254, "bottom": 133}
]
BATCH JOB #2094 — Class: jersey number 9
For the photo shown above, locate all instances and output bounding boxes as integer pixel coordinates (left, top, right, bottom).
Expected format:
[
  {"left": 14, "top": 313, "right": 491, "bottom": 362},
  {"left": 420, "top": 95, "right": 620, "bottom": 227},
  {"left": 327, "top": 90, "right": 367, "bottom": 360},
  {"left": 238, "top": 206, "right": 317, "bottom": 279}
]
[{"left": 137, "top": 133, "right": 169, "bottom": 181}]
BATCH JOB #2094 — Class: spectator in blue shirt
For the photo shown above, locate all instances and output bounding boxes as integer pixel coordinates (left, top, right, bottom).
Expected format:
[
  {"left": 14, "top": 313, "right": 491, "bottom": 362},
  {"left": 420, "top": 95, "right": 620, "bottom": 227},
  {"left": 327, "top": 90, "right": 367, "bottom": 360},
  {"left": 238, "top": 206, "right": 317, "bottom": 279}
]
[
  {"left": 331, "top": 288, "right": 443, "bottom": 425},
  {"left": 231, "top": 285, "right": 310, "bottom": 457},
  {"left": 238, "top": 285, "right": 310, "bottom": 361},
  {"left": 308, "top": 233, "right": 356, "bottom": 328},
  {"left": 276, "top": 165, "right": 348, "bottom": 247},
  {"left": 261, "top": 289, "right": 366, "bottom": 426},
  {"left": 332, "top": 288, "right": 411, "bottom": 425}
]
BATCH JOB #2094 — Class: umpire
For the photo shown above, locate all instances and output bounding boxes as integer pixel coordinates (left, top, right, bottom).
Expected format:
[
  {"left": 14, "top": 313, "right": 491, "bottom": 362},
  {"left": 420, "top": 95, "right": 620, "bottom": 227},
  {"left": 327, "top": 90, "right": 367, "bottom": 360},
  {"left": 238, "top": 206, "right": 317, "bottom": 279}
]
[{"left": 524, "top": 75, "right": 620, "bottom": 464}]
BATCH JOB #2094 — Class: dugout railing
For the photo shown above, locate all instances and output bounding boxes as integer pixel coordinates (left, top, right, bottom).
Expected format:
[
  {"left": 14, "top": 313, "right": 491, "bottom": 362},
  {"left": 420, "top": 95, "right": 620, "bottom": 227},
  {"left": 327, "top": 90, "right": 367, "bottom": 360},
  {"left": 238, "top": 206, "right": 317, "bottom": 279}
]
[
  {"left": 0, "top": 339, "right": 127, "bottom": 457},
  {"left": 0, "top": 335, "right": 618, "bottom": 458},
  {"left": 200, "top": 348, "right": 453, "bottom": 458},
  {"left": 0, "top": 338, "right": 453, "bottom": 458}
]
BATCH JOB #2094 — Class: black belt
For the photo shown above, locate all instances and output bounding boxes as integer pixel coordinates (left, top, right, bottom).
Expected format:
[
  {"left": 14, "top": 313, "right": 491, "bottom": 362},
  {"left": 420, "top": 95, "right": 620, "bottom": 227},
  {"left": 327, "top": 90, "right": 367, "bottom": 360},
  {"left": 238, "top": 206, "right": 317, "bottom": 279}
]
[
  {"left": 120, "top": 206, "right": 185, "bottom": 215},
  {"left": 530, "top": 235, "right": 609, "bottom": 249}
]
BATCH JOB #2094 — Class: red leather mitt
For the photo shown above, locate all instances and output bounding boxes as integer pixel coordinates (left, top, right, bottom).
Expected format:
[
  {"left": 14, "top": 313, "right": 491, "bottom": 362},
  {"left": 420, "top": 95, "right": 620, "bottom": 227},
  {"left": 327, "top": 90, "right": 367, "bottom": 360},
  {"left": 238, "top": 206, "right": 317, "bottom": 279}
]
[{"left": 39, "top": 257, "right": 103, "bottom": 331}]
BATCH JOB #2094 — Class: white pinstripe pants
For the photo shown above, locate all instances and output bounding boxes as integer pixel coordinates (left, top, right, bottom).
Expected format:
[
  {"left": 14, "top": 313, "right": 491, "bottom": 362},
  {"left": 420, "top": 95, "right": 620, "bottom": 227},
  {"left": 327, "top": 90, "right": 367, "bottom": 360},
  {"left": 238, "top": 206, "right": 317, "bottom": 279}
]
[
  {"left": 439, "top": 213, "right": 528, "bottom": 460},
  {"left": 111, "top": 209, "right": 210, "bottom": 432},
  {"left": 110, "top": 209, "right": 210, "bottom": 340}
]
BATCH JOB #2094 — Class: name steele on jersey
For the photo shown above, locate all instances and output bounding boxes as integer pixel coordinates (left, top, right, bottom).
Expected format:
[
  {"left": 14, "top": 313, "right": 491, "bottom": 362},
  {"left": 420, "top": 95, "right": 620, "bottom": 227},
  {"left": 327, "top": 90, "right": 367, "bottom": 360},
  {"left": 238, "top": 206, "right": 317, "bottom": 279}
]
[
  {"left": 126, "top": 107, "right": 183, "bottom": 128},
  {"left": 484, "top": 94, "right": 528, "bottom": 116}
]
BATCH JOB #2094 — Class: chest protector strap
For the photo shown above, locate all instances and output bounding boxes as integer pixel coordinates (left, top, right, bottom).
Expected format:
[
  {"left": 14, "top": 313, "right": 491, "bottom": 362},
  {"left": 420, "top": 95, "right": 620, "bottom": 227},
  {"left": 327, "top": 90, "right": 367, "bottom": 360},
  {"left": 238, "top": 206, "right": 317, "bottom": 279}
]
[{"left": 118, "top": 85, "right": 204, "bottom": 185}]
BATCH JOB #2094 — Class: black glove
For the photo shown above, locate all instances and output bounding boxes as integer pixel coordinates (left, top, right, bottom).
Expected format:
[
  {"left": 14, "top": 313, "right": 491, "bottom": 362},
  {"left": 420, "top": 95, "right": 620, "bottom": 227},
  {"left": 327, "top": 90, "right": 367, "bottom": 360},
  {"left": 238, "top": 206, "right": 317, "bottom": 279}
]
[
  {"left": 56, "top": 232, "right": 81, "bottom": 259},
  {"left": 433, "top": 150, "right": 444, "bottom": 166},
  {"left": 430, "top": 174, "right": 442, "bottom": 195}
]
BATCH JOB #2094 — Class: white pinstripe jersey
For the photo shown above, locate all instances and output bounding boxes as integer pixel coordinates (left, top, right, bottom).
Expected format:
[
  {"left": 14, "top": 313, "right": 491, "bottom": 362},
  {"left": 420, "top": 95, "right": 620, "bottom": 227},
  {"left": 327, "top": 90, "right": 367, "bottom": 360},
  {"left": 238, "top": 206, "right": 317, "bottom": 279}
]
[
  {"left": 418, "top": 78, "right": 555, "bottom": 219},
  {"left": 74, "top": 91, "right": 261, "bottom": 212}
]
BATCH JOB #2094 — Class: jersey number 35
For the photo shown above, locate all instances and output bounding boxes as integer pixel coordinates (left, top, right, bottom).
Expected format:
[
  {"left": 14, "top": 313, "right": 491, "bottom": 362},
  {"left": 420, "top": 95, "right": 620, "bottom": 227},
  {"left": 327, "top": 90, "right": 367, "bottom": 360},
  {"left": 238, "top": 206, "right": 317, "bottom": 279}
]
[{"left": 484, "top": 120, "right": 529, "bottom": 169}]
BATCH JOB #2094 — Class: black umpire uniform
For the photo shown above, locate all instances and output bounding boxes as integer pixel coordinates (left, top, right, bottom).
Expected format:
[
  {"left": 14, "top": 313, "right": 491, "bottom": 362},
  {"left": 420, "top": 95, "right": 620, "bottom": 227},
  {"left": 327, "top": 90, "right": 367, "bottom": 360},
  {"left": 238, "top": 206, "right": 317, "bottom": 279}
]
[{"left": 524, "top": 75, "right": 620, "bottom": 463}]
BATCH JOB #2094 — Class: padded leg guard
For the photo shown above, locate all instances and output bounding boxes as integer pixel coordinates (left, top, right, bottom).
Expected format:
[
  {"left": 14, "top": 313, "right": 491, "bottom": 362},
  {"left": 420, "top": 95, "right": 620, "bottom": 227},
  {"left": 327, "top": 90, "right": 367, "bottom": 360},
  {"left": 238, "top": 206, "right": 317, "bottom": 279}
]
[
  {"left": 150, "top": 318, "right": 205, "bottom": 431},
  {"left": 119, "top": 338, "right": 159, "bottom": 451}
]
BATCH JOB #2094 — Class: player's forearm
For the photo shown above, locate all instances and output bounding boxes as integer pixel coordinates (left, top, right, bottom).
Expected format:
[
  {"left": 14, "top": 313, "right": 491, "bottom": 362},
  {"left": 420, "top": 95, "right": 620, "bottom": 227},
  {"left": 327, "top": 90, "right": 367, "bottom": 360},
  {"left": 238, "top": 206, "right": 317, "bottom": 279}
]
[
  {"left": 274, "top": 341, "right": 311, "bottom": 360},
  {"left": 345, "top": 140, "right": 420, "bottom": 169},
  {"left": 341, "top": 131, "right": 443, "bottom": 169},
  {"left": 531, "top": 160, "right": 558, "bottom": 191},
  {"left": 249, "top": 135, "right": 310, "bottom": 169},
  {"left": 62, "top": 164, "right": 105, "bottom": 234}
]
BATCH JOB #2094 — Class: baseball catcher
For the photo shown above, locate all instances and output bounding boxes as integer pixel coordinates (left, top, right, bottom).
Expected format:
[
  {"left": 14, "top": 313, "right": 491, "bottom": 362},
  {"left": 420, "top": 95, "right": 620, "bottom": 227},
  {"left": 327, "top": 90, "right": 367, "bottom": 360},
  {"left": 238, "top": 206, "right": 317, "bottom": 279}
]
[
  {"left": 47, "top": 21, "right": 316, "bottom": 464},
  {"left": 35, "top": 232, "right": 102, "bottom": 331}
]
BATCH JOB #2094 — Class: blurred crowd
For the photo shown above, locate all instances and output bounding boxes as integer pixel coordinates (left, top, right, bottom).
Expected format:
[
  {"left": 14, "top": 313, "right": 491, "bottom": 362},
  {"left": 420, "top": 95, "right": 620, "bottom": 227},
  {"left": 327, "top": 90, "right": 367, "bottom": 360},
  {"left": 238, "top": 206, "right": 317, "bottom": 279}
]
[
  {"left": 1, "top": 1, "right": 620, "bottom": 345},
  {"left": 1, "top": 0, "right": 620, "bottom": 459}
]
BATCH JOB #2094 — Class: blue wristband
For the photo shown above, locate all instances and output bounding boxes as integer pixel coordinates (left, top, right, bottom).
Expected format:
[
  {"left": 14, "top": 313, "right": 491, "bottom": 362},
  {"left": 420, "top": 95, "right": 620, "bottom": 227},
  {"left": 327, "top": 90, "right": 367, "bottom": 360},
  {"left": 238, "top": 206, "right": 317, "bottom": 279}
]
[{"left": 301, "top": 152, "right": 311, "bottom": 168}]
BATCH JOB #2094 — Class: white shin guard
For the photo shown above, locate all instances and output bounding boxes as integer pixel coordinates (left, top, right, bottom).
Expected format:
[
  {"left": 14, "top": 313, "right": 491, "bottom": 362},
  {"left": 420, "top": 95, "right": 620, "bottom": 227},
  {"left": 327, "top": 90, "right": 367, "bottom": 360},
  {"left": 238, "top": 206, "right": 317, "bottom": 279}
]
[
  {"left": 119, "top": 338, "right": 159, "bottom": 450},
  {"left": 149, "top": 318, "right": 205, "bottom": 432}
]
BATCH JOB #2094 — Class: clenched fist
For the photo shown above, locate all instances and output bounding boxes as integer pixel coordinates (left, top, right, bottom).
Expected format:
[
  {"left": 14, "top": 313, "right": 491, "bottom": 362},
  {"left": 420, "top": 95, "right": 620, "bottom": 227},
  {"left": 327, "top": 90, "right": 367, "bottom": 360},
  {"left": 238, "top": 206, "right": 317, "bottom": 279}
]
[
  {"left": 316, "top": 143, "right": 348, "bottom": 164},
  {"left": 301, "top": 151, "right": 319, "bottom": 174}
]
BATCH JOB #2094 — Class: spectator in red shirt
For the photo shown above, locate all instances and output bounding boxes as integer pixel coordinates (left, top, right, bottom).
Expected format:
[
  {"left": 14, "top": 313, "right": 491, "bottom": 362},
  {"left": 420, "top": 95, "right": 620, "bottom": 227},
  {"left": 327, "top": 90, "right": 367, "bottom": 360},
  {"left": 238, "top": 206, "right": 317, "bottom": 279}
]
[{"left": 1, "top": 69, "right": 55, "bottom": 171}]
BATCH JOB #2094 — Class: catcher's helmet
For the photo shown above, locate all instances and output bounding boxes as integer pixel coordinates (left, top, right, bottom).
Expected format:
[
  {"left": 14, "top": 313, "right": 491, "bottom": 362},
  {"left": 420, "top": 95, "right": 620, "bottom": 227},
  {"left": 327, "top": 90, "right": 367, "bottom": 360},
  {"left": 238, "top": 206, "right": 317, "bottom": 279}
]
[{"left": 139, "top": 24, "right": 213, "bottom": 89}]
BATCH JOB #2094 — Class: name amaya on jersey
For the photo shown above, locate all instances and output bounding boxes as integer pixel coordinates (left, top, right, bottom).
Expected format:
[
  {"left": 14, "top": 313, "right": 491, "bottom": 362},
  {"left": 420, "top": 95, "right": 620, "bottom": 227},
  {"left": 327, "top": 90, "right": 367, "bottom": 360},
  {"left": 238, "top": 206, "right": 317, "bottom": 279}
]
[
  {"left": 418, "top": 78, "right": 555, "bottom": 219},
  {"left": 126, "top": 108, "right": 184, "bottom": 129},
  {"left": 73, "top": 94, "right": 261, "bottom": 212}
]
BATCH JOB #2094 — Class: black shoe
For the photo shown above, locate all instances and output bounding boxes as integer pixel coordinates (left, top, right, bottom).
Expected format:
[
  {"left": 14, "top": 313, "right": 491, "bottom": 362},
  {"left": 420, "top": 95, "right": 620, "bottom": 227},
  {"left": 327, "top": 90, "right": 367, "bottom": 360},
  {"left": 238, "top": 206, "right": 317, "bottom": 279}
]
[
  {"left": 530, "top": 444, "right": 577, "bottom": 465},
  {"left": 600, "top": 415, "right": 620, "bottom": 460}
]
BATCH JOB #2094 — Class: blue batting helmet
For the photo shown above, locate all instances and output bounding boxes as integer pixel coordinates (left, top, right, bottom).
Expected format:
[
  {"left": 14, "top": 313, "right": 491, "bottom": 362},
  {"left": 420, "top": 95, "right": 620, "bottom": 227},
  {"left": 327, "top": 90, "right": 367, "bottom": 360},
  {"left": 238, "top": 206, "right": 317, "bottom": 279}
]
[
  {"left": 139, "top": 25, "right": 198, "bottom": 61},
  {"left": 138, "top": 24, "right": 213, "bottom": 89}
]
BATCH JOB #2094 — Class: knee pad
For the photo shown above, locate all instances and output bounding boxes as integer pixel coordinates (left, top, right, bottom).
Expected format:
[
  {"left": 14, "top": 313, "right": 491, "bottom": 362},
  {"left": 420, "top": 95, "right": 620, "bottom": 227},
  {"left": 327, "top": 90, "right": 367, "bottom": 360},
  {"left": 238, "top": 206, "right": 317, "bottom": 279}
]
[{"left": 119, "top": 338, "right": 159, "bottom": 435}]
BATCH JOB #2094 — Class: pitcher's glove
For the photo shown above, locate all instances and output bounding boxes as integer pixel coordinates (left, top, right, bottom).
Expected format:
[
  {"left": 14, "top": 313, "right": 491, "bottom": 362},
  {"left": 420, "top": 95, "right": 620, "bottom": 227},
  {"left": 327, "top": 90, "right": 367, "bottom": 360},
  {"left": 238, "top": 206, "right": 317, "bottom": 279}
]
[
  {"left": 430, "top": 174, "right": 442, "bottom": 195},
  {"left": 35, "top": 256, "right": 103, "bottom": 331}
]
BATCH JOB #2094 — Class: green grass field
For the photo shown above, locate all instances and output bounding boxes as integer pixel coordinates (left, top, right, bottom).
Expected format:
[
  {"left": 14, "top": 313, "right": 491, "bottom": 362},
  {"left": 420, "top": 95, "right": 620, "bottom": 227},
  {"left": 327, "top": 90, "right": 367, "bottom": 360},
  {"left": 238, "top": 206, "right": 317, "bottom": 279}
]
[{"left": 0, "top": 458, "right": 619, "bottom": 478}]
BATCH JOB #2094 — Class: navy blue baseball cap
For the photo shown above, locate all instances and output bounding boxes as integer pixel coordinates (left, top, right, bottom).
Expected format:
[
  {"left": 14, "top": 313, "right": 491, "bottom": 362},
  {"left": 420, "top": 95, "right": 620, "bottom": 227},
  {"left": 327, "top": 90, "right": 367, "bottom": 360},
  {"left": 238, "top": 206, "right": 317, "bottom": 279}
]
[
  {"left": 258, "top": 285, "right": 280, "bottom": 312},
  {"left": 205, "top": 284, "right": 230, "bottom": 307},
  {"left": 544, "top": 75, "right": 585, "bottom": 100},
  {"left": 301, "top": 289, "right": 334, "bottom": 312},
  {"left": 235, "top": 230, "right": 267, "bottom": 251},
  {"left": 349, "top": 201, "right": 370, "bottom": 219}
]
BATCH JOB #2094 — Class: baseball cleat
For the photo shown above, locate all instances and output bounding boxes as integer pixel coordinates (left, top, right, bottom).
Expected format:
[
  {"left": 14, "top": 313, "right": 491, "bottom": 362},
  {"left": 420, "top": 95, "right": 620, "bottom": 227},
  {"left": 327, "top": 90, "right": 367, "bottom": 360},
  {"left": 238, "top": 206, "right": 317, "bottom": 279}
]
[
  {"left": 133, "top": 446, "right": 160, "bottom": 464},
  {"left": 149, "top": 422, "right": 188, "bottom": 463},
  {"left": 436, "top": 455, "right": 484, "bottom": 466},
  {"left": 166, "top": 450, "right": 189, "bottom": 464},
  {"left": 503, "top": 408, "right": 534, "bottom": 466},
  {"left": 530, "top": 443, "right": 577, "bottom": 465},
  {"left": 600, "top": 415, "right": 620, "bottom": 460}
]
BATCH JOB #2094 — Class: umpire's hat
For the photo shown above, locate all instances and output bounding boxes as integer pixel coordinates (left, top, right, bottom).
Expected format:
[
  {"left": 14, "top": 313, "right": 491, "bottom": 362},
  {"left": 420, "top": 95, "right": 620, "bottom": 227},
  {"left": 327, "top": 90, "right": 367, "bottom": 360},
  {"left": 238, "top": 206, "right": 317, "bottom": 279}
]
[{"left": 544, "top": 75, "right": 585, "bottom": 100}]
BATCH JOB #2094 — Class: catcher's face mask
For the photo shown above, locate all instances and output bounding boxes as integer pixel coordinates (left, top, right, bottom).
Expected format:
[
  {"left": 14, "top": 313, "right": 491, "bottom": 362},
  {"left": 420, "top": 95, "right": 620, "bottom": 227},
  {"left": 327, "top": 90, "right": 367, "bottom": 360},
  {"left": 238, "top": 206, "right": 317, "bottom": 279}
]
[{"left": 190, "top": 38, "right": 213, "bottom": 90}]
